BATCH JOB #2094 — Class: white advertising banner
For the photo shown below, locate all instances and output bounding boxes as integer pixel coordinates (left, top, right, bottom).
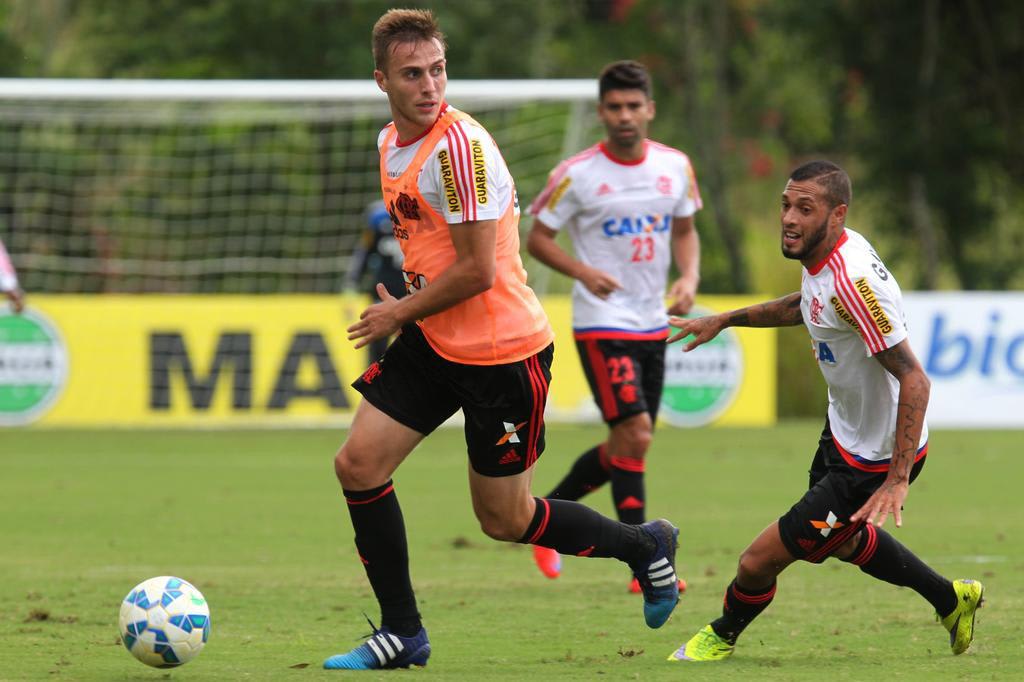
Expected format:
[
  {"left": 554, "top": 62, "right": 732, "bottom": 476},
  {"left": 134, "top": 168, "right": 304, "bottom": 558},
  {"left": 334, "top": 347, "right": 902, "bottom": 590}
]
[{"left": 904, "top": 292, "right": 1024, "bottom": 428}]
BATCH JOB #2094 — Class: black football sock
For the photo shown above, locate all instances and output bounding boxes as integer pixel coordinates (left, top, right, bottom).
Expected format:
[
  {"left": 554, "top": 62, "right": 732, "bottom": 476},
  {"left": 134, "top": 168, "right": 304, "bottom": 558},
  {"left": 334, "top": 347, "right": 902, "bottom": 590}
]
[
  {"left": 518, "top": 496, "right": 654, "bottom": 565},
  {"left": 343, "top": 480, "right": 421, "bottom": 637},
  {"left": 608, "top": 454, "right": 645, "bottom": 525},
  {"left": 710, "top": 578, "right": 777, "bottom": 644},
  {"left": 841, "top": 524, "right": 957, "bottom": 616},
  {"left": 546, "top": 444, "right": 610, "bottom": 501}
]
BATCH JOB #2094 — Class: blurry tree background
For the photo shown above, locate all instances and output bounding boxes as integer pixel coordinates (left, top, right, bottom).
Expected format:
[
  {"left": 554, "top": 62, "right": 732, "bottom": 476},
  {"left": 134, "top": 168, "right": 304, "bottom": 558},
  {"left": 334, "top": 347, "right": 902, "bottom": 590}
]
[{"left": 2, "top": 0, "right": 1022, "bottom": 414}]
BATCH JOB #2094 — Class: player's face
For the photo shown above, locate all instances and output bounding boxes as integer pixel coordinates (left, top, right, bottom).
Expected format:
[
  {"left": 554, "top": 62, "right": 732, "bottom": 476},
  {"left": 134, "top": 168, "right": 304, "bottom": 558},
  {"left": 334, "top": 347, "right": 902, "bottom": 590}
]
[
  {"left": 598, "top": 89, "right": 654, "bottom": 152},
  {"left": 780, "top": 179, "right": 846, "bottom": 264},
  {"left": 374, "top": 38, "right": 447, "bottom": 139}
]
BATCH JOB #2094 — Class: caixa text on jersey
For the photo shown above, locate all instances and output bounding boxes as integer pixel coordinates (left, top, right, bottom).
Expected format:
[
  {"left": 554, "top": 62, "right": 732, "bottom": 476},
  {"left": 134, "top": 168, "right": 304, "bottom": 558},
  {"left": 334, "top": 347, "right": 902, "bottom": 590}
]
[{"left": 602, "top": 214, "right": 671, "bottom": 237}]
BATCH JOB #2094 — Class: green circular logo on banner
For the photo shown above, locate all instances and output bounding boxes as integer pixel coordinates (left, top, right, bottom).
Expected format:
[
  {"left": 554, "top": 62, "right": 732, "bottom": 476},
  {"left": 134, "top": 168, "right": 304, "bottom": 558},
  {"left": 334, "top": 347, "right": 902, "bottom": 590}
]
[
  {"left": 661, "top": 307, "right": 743, "bottom": 427},
  {"left": 0, "top": 309, "right": 68, "bottom": 425}
]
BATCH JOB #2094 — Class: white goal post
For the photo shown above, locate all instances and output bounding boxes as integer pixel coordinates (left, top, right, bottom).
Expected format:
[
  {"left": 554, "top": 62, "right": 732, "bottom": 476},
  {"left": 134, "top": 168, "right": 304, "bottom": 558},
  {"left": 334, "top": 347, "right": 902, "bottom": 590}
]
[{"left": 0, "top": 78, "right": 598, "bottom": 294}]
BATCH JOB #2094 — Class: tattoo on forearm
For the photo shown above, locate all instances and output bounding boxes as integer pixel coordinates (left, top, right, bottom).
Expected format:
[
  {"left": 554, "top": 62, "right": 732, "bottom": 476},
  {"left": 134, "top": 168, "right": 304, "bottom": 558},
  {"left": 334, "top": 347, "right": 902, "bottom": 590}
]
[
  {"left": 729, "top": 293, "right": 802, "bottom": 327},
  {"left": 728, "top": 310, "right": 750, "bottom": 326},
  {"left": 877, "top": 344, "right": 916, "bottom": 376},
  {"left": 891, "top": 394, "right": 926, "bottom": 480},
  {"left": 883, "top": 340, "right": 929, "bottom": 482}
]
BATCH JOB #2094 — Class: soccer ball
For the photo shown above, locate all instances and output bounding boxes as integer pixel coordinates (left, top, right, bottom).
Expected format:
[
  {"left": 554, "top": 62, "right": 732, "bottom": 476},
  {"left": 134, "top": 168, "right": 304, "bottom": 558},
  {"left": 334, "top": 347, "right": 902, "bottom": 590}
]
[{"left": 118, "top": 576, "right": 210, "bottom": 668}]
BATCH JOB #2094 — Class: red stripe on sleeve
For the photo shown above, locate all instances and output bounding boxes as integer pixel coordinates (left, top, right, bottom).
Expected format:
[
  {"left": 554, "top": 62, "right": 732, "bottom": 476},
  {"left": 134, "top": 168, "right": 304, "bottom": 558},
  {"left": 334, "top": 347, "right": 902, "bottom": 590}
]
[
  {"left": 443, "top": 131, "right": 471, "bottom": 221},
  {"left": 448, "top": 121, "right": 477, "bottom": 222},
  {"left": 834, "top": 253, "right": 887, "bottom": 350},
  {"left": 827, "top": 258, "right": 883, "bottom": 353},
  {"left": 527, "top": 145, "right": 599, "bottom": 215}
]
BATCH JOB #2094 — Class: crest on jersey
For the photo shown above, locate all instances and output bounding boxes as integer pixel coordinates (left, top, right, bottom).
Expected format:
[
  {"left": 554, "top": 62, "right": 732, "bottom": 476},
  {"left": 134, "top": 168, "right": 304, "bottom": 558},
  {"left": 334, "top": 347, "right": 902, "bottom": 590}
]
[
  {"left": 809, "top": 297, "right": 824, "bottom": 324},
  {"left": 394, "top": 193, "right": 420, "bottom": 221},
  {"left": 656, "top": 175, "right": 673, "bottom": 195}
]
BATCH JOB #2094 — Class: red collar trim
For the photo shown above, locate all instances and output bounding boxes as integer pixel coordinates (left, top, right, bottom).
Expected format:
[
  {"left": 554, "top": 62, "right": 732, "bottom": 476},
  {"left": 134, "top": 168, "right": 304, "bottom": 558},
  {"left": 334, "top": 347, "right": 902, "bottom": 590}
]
[
  {"left": 599, "top": 140, "right": 647, "bottom": 166},
  {"left": 395, "top": 102, "right": 449, "bottom": 147},
  {"left": 807, "top": 229, "right": 849, "bottom": 275}
]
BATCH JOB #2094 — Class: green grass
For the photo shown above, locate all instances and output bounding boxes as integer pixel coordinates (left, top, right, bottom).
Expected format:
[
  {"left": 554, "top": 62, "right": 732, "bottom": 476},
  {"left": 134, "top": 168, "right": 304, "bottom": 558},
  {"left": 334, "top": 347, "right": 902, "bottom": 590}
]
[{"left": 1, "top": 422, "right": 1020, "bottom": 680}]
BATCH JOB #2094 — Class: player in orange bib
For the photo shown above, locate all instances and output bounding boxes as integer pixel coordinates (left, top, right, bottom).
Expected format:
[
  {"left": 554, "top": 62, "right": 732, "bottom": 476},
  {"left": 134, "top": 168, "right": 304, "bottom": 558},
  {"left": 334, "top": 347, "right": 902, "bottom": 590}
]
[{"left": 324, "top": 9, "right": 682, "bottom": 671}]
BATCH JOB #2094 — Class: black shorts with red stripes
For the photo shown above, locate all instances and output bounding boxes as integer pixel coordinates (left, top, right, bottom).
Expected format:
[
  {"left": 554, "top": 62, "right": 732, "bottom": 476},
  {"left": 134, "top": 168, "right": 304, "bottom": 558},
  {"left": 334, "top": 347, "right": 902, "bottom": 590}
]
[
  {"left": 351, "top": 323, "right": 553, "bottom": 477},
  {"left": 777, "top": 418, "right": 927, "bottom": 563},
  {"left": 574, "top": 334, "right": 666, "bottom": 426}
]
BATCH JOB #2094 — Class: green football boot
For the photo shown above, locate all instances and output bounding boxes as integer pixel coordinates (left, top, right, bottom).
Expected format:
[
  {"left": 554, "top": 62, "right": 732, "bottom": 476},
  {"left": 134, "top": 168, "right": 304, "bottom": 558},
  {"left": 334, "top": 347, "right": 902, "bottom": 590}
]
[
  {"left": 667, "top": 624, "right": 735, "bottom": 662},
  {"left": 939, "top": 578, "right": 984, "bottom": 655}
]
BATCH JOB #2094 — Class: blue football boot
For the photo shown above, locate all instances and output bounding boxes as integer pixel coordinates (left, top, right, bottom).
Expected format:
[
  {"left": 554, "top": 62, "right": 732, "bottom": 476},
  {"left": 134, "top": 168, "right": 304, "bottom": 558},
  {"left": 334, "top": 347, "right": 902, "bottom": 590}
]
[
  {"left": 324, "top": 618, "right": 430, "bottom": 670},
  {"left": 629, "top": 519, "right": 681, "bottom": 628}
]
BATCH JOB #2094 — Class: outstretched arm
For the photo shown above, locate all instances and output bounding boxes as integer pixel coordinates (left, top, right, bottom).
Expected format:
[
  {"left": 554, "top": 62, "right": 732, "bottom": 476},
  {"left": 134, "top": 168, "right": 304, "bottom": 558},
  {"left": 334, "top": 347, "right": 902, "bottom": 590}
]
[
  {"left": 666, "top": 292, "right": 802, "bottom": 351},
  {"left": 851, "top": 339, "right": 930, "bottom": 527}
]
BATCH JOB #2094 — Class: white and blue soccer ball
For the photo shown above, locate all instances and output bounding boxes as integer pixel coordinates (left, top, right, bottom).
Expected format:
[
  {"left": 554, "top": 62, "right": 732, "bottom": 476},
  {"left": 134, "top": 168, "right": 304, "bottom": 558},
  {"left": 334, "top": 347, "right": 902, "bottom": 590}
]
[{"left": 118, "top": 576, "right": 210, "bottom": 668}]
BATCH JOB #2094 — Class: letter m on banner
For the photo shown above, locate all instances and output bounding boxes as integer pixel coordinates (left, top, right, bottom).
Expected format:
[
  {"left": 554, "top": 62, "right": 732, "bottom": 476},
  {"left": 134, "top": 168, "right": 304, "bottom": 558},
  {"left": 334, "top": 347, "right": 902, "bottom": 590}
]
[{"left": 150, "top": 332, "right": 252, "bottom": 409}]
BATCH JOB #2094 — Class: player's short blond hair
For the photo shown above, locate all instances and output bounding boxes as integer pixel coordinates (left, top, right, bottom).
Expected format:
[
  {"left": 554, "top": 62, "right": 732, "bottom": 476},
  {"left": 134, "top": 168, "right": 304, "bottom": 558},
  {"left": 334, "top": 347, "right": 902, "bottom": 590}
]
[{"left": 372, "top": 9, "right": 447, "bottom": 71}]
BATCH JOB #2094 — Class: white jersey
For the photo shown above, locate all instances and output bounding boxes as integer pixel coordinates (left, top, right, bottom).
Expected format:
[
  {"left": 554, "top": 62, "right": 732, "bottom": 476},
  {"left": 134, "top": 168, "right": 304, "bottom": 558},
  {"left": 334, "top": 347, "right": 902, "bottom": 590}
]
[
  {"left": 529, "top": 140, "right": 701, "bottom": 337},
  {"left": 377, "top": 104, "right": 518, "bottom": 225},
  {"left": 801, "top": 228, "right": 928, "bottom": 470}
]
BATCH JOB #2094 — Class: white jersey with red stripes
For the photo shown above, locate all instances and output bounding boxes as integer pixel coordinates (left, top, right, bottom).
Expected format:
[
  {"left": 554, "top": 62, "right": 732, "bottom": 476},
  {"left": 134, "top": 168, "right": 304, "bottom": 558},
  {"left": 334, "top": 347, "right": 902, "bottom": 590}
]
[
  {"left": 0, "top": 238, "right": 18, "bottom": 292},
  {"left": 801, "top": 228, "right": 928, "bottom": 468},
  {"left": 377, "top": 104, "right": 518, "bottom": 225},
  {"left": 529, "top": 140, "right": 701, "bottom": 336}
]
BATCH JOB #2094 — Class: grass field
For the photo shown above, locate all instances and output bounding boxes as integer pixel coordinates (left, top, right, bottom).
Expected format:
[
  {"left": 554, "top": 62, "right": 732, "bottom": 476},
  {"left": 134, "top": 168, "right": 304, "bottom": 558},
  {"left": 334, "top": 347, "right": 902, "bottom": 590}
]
[{"left": 1, "top": 422, "right": 1020, "bottom": 680}]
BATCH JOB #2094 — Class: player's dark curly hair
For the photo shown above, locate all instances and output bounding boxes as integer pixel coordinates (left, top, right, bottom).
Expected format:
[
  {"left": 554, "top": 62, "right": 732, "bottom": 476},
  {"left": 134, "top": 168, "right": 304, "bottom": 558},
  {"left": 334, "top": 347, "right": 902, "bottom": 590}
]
[
  {"left": 598, "top": 60, "right": 652, "bottom": 100},
  {"left": 790, "top": 160, "right": 852, "bottom": 209},
  {"left": 372, "top": 8, "right": 447, "bottom": 71}
]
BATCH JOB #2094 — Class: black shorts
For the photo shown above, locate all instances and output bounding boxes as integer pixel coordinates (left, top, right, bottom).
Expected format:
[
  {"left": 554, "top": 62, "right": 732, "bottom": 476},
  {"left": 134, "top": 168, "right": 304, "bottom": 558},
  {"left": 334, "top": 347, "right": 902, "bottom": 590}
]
[
  {"left": 574, "top": 335, "right": 666, "bottom": 425},
  {"left": 777, "top": 419, "right": 927, "bottom": 563},
  {"left": 352, "top": 324, "right": 553, "bottom": 477}
]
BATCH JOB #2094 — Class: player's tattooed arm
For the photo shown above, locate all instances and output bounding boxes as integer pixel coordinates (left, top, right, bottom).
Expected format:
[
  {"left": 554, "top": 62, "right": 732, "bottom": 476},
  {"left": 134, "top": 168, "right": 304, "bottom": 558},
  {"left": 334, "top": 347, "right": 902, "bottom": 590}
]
[
  {"left": 726, "top": 292, "right": 803, "bottom": 328},
  {"left": 852, "top": 340, "right": 931, "bottom": 527},
  {"left": 668, "top": 292, "right": 802, "bottom": 351}
]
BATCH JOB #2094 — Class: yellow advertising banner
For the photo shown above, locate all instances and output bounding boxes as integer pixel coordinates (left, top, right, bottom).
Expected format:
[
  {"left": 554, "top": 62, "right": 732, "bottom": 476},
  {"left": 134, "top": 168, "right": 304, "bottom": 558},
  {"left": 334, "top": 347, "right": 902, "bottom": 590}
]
[{"left": 2, "top": 295, "right": 774, "bottom": 427}]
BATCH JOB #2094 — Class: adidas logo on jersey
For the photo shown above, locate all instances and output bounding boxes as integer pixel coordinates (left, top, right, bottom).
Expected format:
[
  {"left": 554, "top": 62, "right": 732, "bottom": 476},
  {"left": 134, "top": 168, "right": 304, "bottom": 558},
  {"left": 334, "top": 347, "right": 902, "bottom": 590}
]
[{"left": 597, "top": 183, "right": 614, "bottom": 196}]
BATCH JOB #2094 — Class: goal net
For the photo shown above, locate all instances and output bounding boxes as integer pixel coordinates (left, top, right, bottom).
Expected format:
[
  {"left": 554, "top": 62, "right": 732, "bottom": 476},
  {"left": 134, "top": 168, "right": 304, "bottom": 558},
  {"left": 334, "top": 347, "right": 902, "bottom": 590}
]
[{"left": 0, "top": 79, "right": 598, "bottom": 294}]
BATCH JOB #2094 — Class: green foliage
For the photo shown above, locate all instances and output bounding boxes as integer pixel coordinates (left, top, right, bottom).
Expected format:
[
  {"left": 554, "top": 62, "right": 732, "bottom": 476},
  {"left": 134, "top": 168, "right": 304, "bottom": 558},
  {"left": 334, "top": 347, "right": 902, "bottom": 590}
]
[
  {"left": 3, "top": 0, "right": 1020, "bottom": 293},
  {"left": 3, "top": 0, "right": 1024, "bottom": 410},
  {"left": 1, "top": 425, "right": 1020, "bottom": 679}
]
